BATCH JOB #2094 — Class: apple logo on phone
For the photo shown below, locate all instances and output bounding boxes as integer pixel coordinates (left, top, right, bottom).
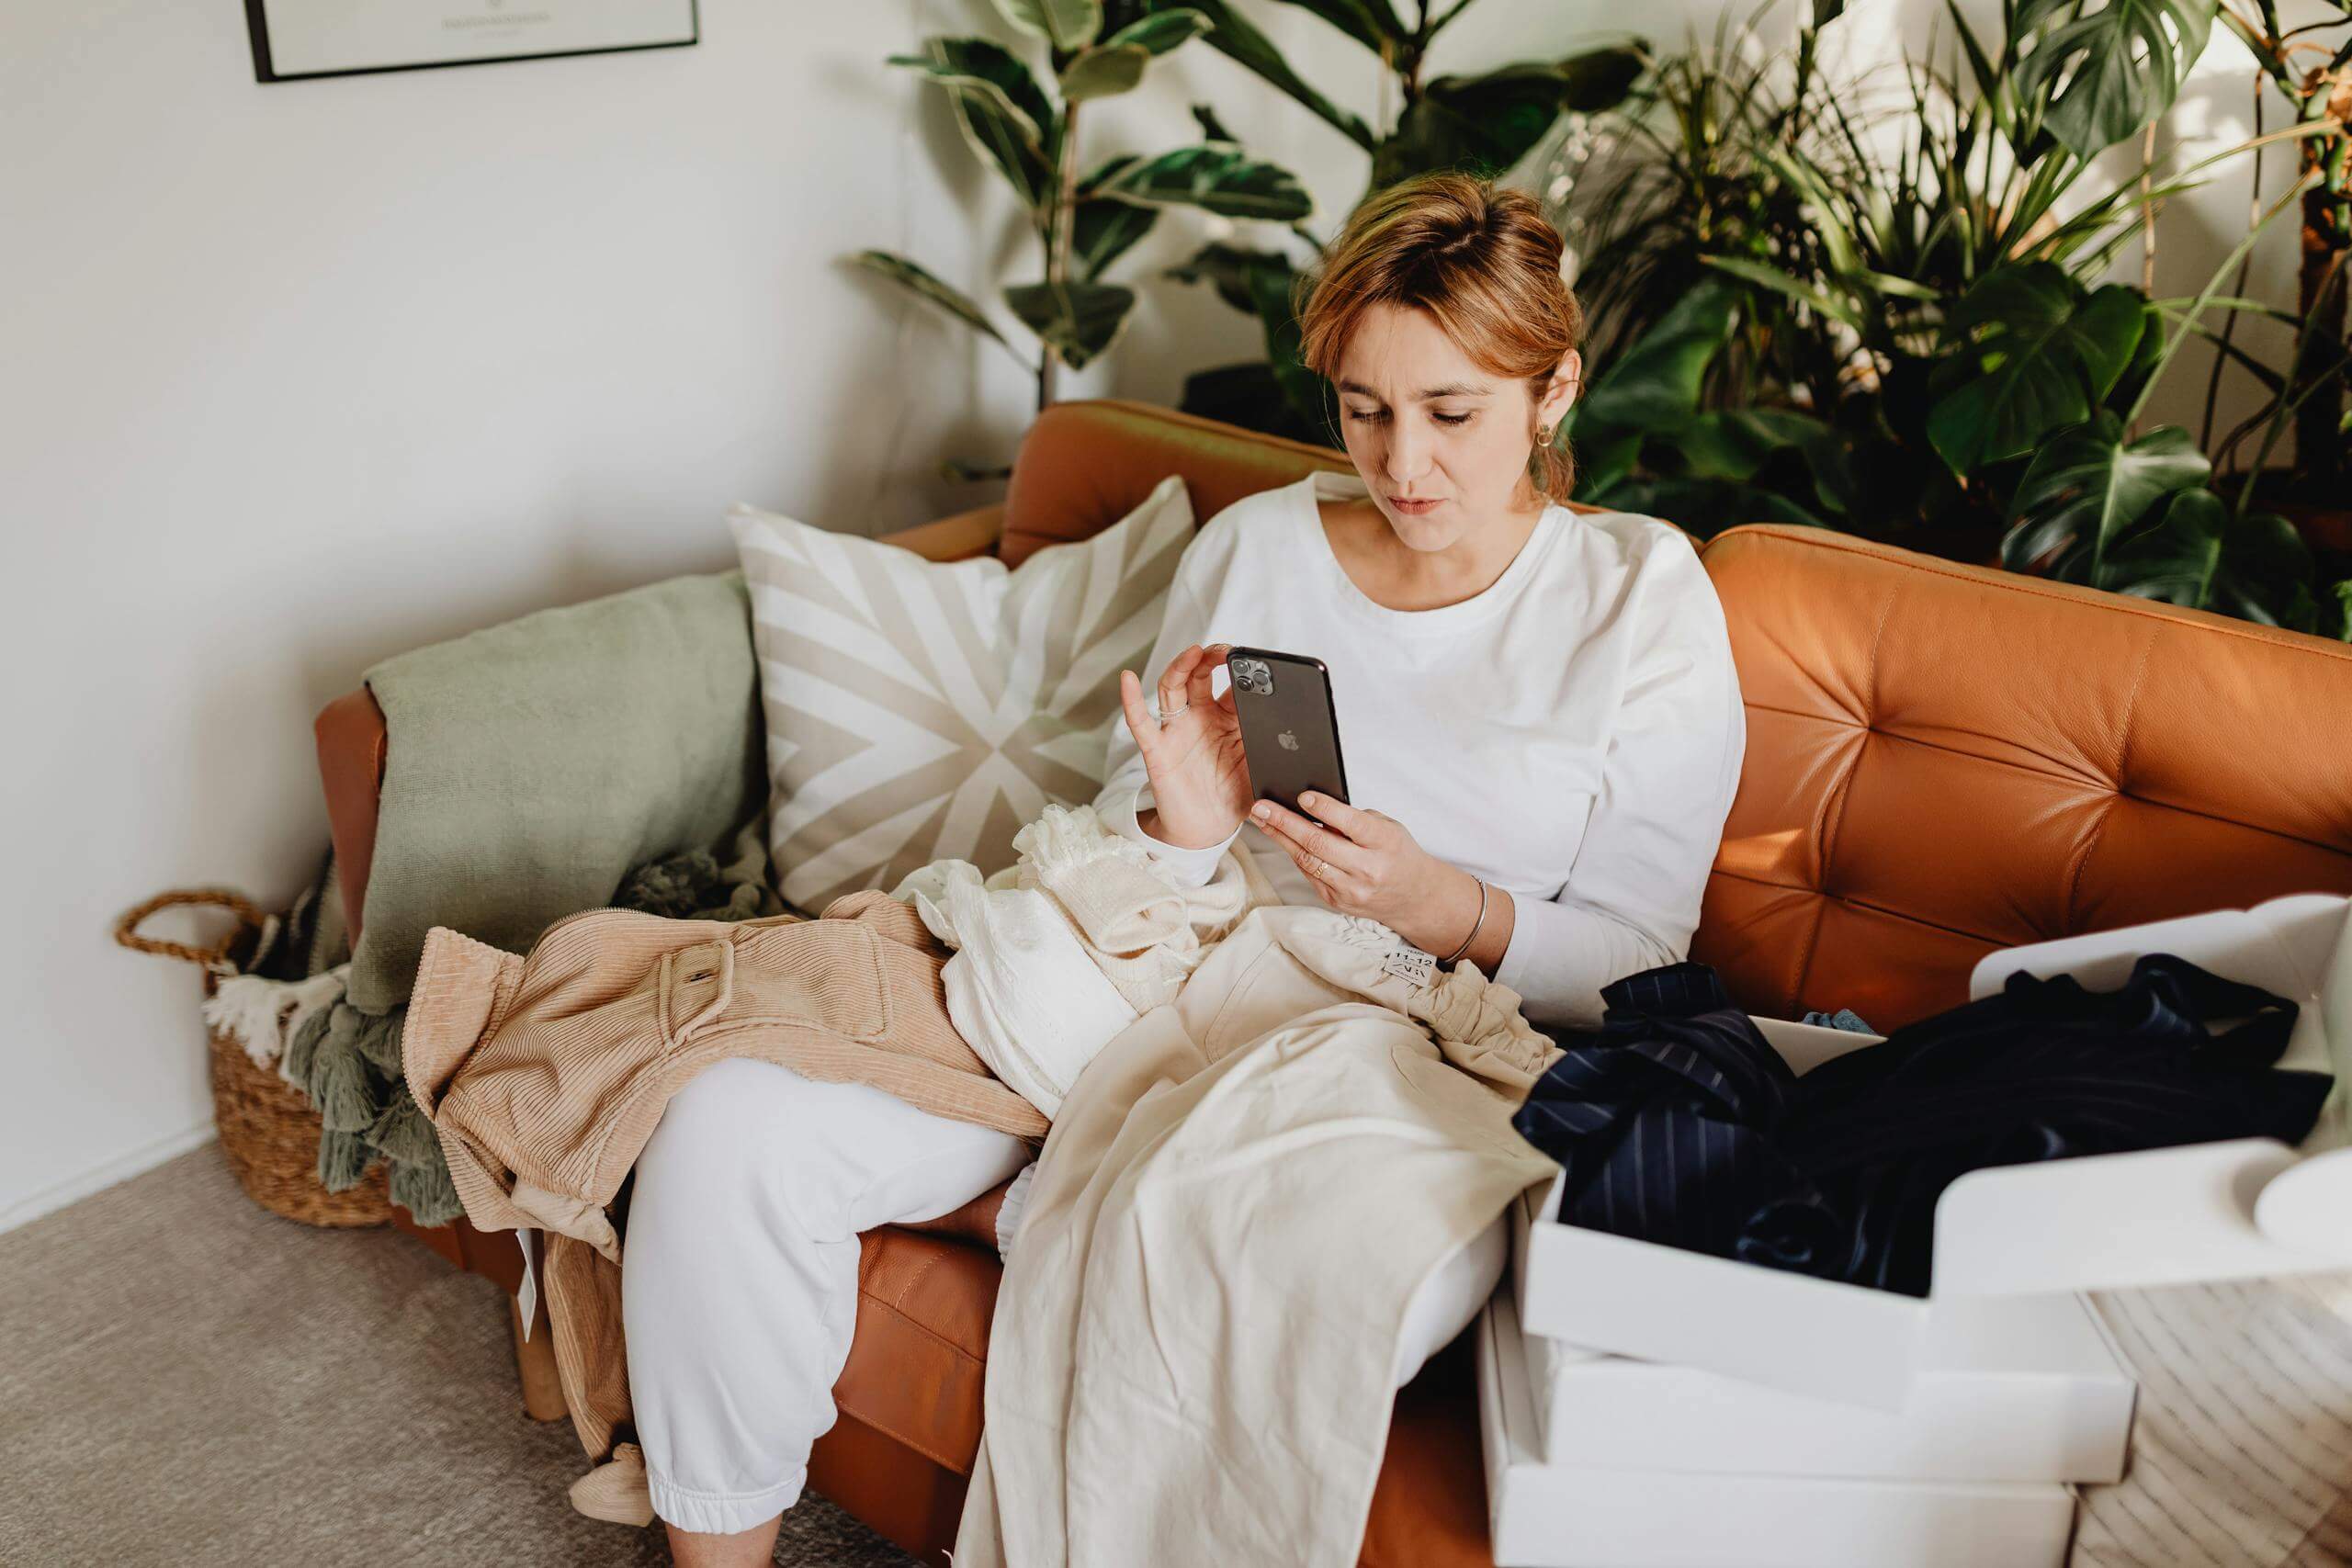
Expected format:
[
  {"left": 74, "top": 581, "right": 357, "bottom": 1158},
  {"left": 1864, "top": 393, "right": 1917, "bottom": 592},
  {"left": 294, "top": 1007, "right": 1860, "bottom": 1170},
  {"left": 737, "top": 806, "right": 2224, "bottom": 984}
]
[{"left": 1277, "top": 730, "right": 1299, "bottom": 750}]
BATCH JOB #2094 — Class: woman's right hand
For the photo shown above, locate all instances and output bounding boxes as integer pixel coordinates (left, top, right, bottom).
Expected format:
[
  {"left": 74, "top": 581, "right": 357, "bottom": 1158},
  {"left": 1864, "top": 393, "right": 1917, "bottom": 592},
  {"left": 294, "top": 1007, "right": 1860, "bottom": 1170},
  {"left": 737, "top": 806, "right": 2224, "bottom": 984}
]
[{"left": 1117, "top": 642, "right": 1253, "bottom": 851}]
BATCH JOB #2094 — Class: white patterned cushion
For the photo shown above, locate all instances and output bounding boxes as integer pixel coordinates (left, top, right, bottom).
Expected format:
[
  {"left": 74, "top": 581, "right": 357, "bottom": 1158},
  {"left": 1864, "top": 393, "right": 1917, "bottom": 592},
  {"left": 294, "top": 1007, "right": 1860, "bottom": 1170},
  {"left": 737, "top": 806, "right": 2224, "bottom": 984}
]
[{"left": 727, "top": 475, "right": 1193, "bottom": 915}]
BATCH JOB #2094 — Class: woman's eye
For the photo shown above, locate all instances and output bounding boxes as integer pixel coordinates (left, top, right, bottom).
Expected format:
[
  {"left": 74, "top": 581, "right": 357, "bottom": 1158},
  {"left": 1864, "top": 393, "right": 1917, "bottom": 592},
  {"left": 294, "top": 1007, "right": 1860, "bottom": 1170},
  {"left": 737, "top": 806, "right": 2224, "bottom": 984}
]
[
  {"left": 1345, "top": 408, "right": 1388, "bottom": 423},
  {"left": 1432, "top": 412, "right": 1473, "bottom": 426}
]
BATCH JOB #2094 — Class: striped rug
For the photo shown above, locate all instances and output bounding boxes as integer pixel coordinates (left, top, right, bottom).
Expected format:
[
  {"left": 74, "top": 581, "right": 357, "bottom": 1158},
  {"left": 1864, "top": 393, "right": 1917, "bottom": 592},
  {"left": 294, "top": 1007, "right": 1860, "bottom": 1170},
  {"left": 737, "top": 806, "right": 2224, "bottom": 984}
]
[{"left": 2075, "top": 1270, "right": 2352, "bottom": 1567}]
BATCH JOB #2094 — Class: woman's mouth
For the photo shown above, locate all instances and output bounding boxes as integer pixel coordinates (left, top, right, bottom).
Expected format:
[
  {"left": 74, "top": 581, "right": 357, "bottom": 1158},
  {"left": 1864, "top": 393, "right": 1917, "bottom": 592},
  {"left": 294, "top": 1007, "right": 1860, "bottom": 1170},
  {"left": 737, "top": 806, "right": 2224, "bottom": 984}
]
[{"left": 1387, "top": 496, "right": 1442, "bottom": 515}]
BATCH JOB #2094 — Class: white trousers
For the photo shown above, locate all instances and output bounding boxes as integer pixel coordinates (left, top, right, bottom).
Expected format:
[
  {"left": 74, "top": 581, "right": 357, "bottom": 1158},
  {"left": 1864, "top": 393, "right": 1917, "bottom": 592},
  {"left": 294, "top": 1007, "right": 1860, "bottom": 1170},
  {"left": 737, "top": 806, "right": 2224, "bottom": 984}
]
[{"left": 621, "top": 1056, "right": 1507, "bottom": 1536}]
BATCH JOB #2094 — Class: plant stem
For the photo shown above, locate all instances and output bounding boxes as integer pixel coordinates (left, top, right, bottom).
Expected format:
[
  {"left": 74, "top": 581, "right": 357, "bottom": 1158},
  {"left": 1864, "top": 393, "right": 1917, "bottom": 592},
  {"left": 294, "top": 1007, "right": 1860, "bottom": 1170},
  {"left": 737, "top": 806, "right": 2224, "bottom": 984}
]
[
  {"left": 2293, "top": 66, "right": 2352, "bottom": 501},
  {"left": 2134, "top": 119, "right": 2159, "bottom": 437},
  {"left": 1049, "top": 100, "right": 1080, "bottom": 283},
  {"left": 1425, "top": 0, "right": 1477, "bottom": 39},
  {"left": 2200, "top": 72, "right": 2266, "bottom": 457},
  {"left": 1038, "top": 98, "right": 1083, "bottom": 412},
  {"left": 2238, "top": 245, "right": 2352, "bottom": 516},
  {"left": 2125, "top": 166, "right": 2319, "bottom": 430}
]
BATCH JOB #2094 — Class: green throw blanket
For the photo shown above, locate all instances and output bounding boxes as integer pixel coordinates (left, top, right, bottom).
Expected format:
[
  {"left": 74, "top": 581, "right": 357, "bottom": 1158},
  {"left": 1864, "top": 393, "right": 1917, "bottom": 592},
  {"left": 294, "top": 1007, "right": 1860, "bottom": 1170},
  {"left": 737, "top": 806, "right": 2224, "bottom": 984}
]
[{"left": 288, "top": 570, "right": 782, "bottom": 1225}]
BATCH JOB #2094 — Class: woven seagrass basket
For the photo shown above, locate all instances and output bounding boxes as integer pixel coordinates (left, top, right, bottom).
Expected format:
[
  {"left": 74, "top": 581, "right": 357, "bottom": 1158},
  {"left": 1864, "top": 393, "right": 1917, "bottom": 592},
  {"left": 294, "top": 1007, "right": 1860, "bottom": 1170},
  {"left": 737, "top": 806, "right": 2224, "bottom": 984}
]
[{"left": 115, "top": 887, "right": 392, "bottom": 1227}]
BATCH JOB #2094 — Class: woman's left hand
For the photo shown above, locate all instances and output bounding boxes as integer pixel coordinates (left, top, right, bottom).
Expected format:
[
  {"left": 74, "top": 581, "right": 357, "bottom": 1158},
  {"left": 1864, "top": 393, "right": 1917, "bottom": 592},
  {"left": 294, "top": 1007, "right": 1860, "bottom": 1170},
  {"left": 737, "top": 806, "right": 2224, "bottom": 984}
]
[{"left": 1249, "top": 792, "right": 1478, "bottom": 955}]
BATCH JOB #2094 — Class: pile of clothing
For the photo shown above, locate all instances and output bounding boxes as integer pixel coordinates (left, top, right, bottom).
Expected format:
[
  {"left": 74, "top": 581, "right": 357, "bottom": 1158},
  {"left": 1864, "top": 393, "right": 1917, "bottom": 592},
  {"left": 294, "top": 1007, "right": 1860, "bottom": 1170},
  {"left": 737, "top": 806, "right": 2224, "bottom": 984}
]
[
  {"left": 1513, "top": 958, "right": 2335, "bottom": 1296},
  {"left": 401, "top": 802, "right": 1563, "bottom": 1568}
]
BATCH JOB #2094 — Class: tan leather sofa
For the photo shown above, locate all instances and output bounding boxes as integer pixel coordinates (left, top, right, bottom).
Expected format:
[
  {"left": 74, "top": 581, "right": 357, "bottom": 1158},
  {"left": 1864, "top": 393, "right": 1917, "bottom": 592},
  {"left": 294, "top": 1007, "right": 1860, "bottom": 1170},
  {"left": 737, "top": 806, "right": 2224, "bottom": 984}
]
[{"left": 314, "top": 399, "right": 2352, "bottom": 1566}]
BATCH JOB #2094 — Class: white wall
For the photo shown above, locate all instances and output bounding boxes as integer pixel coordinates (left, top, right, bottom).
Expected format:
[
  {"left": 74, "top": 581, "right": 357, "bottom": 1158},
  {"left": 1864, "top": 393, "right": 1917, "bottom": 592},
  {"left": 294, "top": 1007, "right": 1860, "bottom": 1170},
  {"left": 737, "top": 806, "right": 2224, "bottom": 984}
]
[
  {"left": 0, "top": 0, "right": 1544, "bottom": 1229},
  {"left": 0, "top": 0, "right": 1263, "bottom": 1228},
  {"left": 1, "top": 0, "right": 2286, "bottom": 1228}
]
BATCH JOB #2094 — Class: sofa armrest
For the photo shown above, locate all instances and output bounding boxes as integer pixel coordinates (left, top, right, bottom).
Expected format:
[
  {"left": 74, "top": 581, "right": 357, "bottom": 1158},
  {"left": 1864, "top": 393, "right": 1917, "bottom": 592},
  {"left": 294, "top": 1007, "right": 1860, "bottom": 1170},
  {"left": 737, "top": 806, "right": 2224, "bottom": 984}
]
[
  {"left": 876, "top": 502, "right": 1004, "bottom": 563},
  {"left": 315, "top": 687, "right": 390, "bottom": 942}
]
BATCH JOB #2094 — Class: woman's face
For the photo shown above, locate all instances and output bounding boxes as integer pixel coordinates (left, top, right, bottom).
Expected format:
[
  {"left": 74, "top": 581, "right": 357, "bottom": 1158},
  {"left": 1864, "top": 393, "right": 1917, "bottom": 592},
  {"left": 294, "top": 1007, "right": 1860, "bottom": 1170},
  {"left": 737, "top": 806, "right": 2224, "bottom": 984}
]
[{"left": 1332, "top": 301, "right": 1578, "bottom": 553}]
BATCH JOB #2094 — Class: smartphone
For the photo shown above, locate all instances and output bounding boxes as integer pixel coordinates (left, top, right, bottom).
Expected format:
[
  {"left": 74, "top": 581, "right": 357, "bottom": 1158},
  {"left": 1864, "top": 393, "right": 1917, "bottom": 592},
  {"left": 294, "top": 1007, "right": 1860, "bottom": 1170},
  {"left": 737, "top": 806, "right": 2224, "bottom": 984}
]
[{"left": 1225, "top": 646, "right": 1350, "bottom": 815}]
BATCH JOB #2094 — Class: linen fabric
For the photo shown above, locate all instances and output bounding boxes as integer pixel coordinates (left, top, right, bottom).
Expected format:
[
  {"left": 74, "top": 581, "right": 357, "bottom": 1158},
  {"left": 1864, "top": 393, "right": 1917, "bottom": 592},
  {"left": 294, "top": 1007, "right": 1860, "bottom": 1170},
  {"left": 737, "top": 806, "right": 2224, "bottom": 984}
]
[
  {"left": 321, "top": 570, "right": 781, "bottom": 1221},
  {"left": 953, "top": 902, "right": 1562, "bottom": 1568},
  {"left": 347, "top": 570, "right": 773, "bottom": 1013},
  {"left": 1512, "top": 956, "right": 2335, "bottom": 1297},
  {"left": 617, "top": 1054, "right": 1506, "bottom": 1538},
  {"left": 729, "top": 475, "right": 1193, "bottom": 916},
  {"left": 893, "top": 800, "right": 1275, "bottom": 1118},
  {"left": 1091, "top": 467, "right": 1746, "bottom": 1029}
]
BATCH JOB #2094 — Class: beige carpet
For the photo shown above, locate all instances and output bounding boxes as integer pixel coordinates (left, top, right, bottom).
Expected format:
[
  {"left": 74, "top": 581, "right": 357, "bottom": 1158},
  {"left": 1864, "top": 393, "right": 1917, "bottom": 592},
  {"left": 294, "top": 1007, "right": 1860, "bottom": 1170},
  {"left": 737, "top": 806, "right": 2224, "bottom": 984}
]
[{"left": 0, "top": 1145, "right": 921, "bottom": 1567}]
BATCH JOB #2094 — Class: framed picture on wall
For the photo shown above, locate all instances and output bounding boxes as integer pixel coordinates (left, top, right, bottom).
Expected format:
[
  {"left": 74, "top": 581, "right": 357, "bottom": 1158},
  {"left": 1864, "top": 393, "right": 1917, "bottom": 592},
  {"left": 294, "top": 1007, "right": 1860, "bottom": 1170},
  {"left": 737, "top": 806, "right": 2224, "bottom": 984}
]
[{"left": 244, "top": 0, "right": 697, "bottom": 83}]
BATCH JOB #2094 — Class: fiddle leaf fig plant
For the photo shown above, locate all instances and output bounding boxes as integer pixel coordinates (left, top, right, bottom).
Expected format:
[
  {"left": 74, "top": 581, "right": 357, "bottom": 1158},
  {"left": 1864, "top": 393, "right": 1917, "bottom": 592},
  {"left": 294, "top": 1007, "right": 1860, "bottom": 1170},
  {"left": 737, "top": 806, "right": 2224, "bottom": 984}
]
[{"left": 856, "top": 0, "right": 1309, "bottom": 431}]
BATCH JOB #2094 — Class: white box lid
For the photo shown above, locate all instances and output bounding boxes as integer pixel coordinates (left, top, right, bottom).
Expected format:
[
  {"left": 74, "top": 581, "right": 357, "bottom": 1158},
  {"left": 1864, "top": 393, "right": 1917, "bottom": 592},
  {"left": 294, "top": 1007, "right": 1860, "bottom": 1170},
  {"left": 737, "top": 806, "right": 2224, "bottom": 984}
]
[{"left": 1513, "top": 896, "right": 2352, "bottom": 1407}]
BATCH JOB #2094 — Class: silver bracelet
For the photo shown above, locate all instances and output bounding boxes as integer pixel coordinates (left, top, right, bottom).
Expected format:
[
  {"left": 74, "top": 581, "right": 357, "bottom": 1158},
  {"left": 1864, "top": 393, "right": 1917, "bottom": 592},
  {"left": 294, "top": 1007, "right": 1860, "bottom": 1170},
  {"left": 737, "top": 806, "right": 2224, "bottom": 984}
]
[{"left": 1439, "top": 877, "right": 1488, "bottom": 965}]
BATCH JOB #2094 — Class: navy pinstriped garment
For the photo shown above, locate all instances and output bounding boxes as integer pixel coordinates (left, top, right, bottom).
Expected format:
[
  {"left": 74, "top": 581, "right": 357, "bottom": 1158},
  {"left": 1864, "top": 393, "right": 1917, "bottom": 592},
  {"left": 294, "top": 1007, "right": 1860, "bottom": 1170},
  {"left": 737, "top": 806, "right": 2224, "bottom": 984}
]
[{"left": 1510, "top": 957, "right": 2334, "bottom": 1297}]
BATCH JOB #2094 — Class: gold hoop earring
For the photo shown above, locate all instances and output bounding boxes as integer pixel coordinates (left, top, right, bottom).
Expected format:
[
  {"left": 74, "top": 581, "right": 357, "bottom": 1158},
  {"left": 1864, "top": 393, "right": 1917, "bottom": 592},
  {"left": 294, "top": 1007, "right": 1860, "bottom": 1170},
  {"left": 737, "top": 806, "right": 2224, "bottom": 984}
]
[{"left": 1536, "top": 423, "right": 1555, "bottom": 445}]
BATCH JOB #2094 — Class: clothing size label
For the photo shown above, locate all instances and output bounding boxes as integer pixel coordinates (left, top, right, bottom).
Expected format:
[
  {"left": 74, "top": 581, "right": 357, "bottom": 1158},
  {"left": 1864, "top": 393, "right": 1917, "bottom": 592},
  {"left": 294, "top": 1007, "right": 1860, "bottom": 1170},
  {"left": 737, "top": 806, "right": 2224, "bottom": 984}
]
[{"left": 1381, "top": 945, "right": 1437, "bottom": 987}]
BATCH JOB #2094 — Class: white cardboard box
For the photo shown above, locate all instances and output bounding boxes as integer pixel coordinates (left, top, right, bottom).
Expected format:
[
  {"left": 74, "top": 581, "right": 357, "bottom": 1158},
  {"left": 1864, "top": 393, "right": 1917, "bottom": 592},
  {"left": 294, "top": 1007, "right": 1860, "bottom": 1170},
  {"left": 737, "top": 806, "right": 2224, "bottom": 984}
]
[
  {"left": 1522, "top": 1290, "right": 2135, "bottom": 1483},
  {"left": 1512, "top": 894, "right": 2352, "bottom": 1409},
  {"left": 1477, "top": 1291, "right": 2078, "bottom": 1568}
]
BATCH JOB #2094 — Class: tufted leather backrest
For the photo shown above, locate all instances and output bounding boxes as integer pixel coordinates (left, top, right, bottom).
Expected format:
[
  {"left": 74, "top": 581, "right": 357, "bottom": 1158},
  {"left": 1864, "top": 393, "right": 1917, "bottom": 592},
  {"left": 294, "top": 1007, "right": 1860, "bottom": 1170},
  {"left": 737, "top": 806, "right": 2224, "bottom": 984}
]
[
  {"left": 1697, "top": 525, "right": 2352, "bottom": 1028},
  {"left": 1000, "top": 400, "right": 1351, "bottom": 568},
  {"left": 1001, "top": 401, "right": 2352, "bottom": 1031}
]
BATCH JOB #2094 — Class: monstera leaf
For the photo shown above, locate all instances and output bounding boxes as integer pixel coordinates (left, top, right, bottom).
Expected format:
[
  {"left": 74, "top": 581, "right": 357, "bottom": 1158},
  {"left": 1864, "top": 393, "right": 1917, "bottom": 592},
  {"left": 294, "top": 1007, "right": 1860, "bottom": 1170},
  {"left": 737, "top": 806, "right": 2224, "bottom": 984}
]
[
  {"left": 1094, "top": 144, "right": 1313, "bottom": 220},
  {"left": 1570, "top": 282, "right": 1741, "bottom": 436},
  {"left": 2096, "top": 490, "right": 2316, "bottom": 628},
  {"left": 891, "top": 39, "right": 1057, "bottom": 209},
  {"left": 2000, "top": 415, "right": 2210, "bottom": 576},
  {"left": 1675, "top": 409, "right": 1839, "bottom": 484},
  {"left": 1006, "top": 280, "right": 1138, "bottom": 368},
  {"left": 2013, "top": 0, "right": 2217, "bottom": 157},
  {"left": 1150, "top": 0, "right": 1375, "bottom": 150},
  {"left": 1927, "top": 263, "right": 2147, "bottom": 475},
  {"left": 854, "top": 251, "right": 1013, "bottom": 349},
  {"left": 993, "top": 0, "right": 1102, "bottom": 50},
  {"left": 1376, "top": 49, "right": 1646, "bottom": 185}
]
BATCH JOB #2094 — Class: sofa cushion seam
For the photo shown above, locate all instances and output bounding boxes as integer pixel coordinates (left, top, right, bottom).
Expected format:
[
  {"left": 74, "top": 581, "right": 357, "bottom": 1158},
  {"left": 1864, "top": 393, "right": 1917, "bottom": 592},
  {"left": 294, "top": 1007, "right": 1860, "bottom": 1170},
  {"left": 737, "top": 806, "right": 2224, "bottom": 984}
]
[
  {"left": 829, "top": 1405, "right": 974, "bottom": 1481},
  {"left": 1708, "top": 864, "right": 2007, "bottom": 952},
  {"left": 855, "top": 1282, "right": 987, "bottom": 1366}
]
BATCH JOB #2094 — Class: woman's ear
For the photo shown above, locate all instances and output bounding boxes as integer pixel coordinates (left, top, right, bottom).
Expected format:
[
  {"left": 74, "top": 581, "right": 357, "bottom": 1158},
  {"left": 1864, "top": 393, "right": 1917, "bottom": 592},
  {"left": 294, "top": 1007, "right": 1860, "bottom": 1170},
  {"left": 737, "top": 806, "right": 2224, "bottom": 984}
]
[{"left": 1540, "top": 351, "right": 1583, "bottom": 429}]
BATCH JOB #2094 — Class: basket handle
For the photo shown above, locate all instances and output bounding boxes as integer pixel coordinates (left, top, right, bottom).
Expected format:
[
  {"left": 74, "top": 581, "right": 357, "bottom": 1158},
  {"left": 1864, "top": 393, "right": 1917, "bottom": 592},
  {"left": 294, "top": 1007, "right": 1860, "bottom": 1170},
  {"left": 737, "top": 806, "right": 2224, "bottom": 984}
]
[{"left": 115, "top": 888, "right": 269, "bottom": 975}]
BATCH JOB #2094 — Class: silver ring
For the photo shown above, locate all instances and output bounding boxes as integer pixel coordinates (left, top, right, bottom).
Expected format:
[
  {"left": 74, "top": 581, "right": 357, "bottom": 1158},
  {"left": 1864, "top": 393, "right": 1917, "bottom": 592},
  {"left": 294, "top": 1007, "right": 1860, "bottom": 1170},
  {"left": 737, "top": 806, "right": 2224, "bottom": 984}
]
[{"left": 1157, "top": 701, "right": 1189, "bottom": 721}]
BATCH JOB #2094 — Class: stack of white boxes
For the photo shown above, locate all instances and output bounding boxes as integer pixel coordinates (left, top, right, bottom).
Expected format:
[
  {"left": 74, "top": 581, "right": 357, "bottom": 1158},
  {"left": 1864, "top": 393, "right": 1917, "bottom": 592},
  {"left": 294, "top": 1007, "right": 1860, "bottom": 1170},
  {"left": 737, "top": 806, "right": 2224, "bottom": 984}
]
[{"left": 1478, "top": 895, "right": 2352, "bottom": 1568}]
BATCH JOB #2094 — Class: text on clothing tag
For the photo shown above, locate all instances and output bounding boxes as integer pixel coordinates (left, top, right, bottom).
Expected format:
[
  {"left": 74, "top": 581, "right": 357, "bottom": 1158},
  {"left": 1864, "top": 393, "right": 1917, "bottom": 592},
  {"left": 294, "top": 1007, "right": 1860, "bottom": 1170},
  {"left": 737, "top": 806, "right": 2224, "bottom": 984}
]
[{"left": 1382, "top": 944, "right": 1437, "bottom": 987}]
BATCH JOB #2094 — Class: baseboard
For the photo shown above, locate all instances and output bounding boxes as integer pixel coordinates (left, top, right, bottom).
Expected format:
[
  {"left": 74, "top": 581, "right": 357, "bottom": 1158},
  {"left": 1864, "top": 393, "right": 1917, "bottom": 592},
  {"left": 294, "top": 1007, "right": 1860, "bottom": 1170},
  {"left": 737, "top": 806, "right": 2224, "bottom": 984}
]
[{"left": 0, "top": 1121, "right": 219, "bottom": 1235}]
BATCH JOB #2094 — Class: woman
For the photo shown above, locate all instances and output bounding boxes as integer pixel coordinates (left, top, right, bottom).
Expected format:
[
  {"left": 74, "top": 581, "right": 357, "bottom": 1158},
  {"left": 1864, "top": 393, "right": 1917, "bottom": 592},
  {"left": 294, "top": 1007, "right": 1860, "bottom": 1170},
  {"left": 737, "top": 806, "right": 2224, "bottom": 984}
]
[{"left": 622, "top": 173, "right": 1745, "bottom": 1566}]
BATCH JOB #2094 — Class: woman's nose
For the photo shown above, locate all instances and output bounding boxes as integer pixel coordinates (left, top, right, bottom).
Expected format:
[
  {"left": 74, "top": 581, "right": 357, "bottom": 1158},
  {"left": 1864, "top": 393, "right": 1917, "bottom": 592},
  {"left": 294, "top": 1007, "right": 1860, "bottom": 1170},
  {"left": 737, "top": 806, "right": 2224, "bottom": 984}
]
[{"left": 1385, "top": 425, "right": 1430, "bottom": 484}]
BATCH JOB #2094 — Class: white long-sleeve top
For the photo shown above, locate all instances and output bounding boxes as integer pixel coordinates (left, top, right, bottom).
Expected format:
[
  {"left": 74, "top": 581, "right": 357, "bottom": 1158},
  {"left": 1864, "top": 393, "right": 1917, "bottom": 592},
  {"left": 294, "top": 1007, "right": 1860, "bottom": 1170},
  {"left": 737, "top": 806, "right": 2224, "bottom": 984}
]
[{"left": 1091, "top": 468, "right": 1746, "bottom": 1029}]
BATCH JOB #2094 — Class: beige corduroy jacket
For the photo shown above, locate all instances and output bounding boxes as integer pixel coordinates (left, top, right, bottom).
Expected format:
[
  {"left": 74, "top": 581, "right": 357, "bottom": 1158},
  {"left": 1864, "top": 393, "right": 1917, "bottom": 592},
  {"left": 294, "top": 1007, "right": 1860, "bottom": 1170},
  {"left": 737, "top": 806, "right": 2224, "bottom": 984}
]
[{"left": 401, "top": 890, "right": 1046, "bottom": 1457}]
